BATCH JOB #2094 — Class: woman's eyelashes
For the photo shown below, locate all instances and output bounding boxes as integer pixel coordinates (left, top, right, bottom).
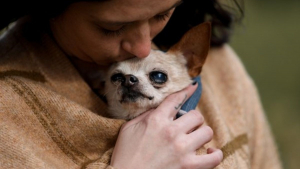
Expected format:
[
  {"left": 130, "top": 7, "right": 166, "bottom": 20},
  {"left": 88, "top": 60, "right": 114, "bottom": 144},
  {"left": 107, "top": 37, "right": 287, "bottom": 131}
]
[
  {"left": 94, "top": 22, "right": 126, "bottom": 37},
  {"left": 154, "top": 12, "right": 172, "bottom": 22},
  {"left": 102, "top": 26, "right": 126, "bottom": 37}
]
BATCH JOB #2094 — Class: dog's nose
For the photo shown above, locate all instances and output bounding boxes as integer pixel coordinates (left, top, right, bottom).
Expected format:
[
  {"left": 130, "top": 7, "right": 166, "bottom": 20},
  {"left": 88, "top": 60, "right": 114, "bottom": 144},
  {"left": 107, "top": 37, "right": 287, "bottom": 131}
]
[{"left": 122, "top": 74, "right": 139, "bottom": 87}]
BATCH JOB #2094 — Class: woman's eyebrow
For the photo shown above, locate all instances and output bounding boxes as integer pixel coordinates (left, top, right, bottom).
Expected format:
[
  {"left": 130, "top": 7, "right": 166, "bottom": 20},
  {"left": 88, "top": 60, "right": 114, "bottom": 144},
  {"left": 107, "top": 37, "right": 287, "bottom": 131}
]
[
  {"left": 159, "top": 0, "right": 183, "bottom": 15},
  {"left": 92, "top": 0, "right": 183, "bottom": 26}
]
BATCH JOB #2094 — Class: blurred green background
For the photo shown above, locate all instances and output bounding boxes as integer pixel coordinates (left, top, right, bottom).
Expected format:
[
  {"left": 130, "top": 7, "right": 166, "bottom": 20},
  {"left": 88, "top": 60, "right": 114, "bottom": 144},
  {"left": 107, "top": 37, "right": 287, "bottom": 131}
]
[{"left": 229, "top": 0, "right": 300, "bottom": 169}]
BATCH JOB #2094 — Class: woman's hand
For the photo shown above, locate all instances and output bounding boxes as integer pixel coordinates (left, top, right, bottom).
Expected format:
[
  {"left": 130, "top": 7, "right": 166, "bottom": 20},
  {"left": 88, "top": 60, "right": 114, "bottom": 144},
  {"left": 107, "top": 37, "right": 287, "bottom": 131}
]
[{"left": 110, "top": 83, "right": 223, "bottom": 169}]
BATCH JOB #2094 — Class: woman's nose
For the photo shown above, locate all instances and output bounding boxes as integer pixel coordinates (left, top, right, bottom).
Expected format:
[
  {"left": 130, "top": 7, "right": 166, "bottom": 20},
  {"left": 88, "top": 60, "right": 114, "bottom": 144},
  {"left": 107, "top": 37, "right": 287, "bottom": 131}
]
[{"left": 122, "top": 22, "right": 151, "bottom": 58}]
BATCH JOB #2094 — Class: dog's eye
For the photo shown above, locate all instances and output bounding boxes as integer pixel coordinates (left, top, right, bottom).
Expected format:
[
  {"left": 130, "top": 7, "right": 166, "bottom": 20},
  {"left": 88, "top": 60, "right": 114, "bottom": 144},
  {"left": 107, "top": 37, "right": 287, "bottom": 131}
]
[
  {"left": 149, "top": 71, "right": 168, "bottom": 84},
  {"left": 111, "top": 73, "right": 125, "bottom": 82}
]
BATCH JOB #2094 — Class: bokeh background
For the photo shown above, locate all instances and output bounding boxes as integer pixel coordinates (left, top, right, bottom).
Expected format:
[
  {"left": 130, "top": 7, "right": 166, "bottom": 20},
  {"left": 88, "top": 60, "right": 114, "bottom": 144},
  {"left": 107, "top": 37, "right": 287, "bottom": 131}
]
[
  {"left": 0, "top": 0, "right": 299, "bottom": 168},
  {"left": 229, "top": 0, "right": 300, "bottom": 169}
]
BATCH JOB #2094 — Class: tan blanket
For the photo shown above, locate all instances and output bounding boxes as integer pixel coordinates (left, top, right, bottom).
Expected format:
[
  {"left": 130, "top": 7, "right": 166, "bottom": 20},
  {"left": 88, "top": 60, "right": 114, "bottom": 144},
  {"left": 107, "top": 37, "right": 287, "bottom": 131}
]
[{"left": 0, "top": 19, "right": 282, "bottom": 169}]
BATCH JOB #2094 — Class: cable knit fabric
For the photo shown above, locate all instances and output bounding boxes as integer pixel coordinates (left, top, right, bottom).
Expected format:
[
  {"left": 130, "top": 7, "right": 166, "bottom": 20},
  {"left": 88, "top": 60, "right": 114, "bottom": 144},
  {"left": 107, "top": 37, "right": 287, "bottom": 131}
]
[{"left": 0, "top": 18, "right": 282, "bottom": 169}]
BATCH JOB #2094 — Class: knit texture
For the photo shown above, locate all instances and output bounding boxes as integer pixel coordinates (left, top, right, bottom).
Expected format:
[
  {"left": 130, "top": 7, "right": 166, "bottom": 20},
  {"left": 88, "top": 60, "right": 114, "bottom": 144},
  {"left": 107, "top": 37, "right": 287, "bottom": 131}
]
[{"left": 0, "top": 18, "right": 282, "bottom": 169}]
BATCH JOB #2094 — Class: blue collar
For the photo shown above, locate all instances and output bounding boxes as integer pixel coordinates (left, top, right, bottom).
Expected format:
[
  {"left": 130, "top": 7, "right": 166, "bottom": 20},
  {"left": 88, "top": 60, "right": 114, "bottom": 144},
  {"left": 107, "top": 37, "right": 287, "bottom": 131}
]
[{"left": 176, "top": 76, "right": 202, "bottom": 118}]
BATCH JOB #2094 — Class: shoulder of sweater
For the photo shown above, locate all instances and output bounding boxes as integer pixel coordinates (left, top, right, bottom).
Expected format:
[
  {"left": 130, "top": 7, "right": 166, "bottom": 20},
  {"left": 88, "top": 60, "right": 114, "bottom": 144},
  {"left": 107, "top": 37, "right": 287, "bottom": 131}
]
[
  {"left": 205, "top": 44, "right": 252, "bottom": 81},
  {"left": 207, "top": 44, "right": 244, "bottom": 69},
  {"left": 202, "top": 44, "right": 259, "bottom": 96}
]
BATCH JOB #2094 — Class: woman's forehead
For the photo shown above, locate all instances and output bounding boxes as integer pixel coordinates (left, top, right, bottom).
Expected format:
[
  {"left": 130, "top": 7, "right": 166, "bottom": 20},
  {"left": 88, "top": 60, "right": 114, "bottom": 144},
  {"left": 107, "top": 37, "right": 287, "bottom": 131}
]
[{"left": 83, "top": 0, "right": 182, "bottom": 23}]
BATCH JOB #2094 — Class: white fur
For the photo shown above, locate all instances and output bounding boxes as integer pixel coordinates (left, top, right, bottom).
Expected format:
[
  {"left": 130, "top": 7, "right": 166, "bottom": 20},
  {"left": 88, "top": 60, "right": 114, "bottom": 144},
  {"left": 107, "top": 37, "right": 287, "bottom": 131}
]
[{"left": 104, "top": 50, "right": 192, "bottom": 120}]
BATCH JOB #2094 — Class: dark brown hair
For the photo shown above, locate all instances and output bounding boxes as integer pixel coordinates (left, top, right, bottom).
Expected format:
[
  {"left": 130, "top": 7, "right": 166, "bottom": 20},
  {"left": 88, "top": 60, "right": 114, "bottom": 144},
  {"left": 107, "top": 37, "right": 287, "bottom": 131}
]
[
  {"left": 0, "top": 0, "right": 243, "bottom": 47},
  {"left": 153, "top": 0, "right": 244, "bottom": 49}
]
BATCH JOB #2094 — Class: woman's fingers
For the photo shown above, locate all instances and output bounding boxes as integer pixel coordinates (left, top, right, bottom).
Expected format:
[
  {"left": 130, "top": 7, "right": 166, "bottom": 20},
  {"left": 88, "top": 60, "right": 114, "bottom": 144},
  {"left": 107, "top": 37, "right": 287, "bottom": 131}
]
[
  {"left": 187, "top": 125, "right": 214, "bottom": 151},
  {"left": 174, "top": 124, "right": 214, "bottom": 153},
  {"left": 174, "top": 110, "right": 204, "bottom": 133},
  {"left": 190, "top": 149, "right": 223, "bottom": 169},
  {"left": 207, "top": 147, "right": 219, "bottom": 154},
  {"left": 155, "top": 82, "right": 198, "bottom": 119}
]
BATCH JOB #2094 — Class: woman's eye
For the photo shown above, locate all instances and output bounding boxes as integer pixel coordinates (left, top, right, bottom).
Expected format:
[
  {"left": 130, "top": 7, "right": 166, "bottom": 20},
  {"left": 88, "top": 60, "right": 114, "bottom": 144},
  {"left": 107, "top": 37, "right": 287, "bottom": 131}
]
[
  {"left": 111, "top": 73, "right": 125, "bottom": 82},
  {"left": 149, "top": 71, "right": 168, "bottom": 84},
  {"left": 95, "top": 22, "right": 126, "bottom": 37},
  {"left": 154, "top": 13, "right": 171, "bottom": 22},
  {"left": 101, "top": 26, "right": 126, "bottom": 37}
]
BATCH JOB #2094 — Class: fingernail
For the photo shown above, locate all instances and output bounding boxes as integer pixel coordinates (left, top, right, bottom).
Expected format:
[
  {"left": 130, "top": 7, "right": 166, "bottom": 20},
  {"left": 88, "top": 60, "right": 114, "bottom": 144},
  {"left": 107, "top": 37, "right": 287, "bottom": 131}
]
[{"left": 192, "top": 80, "right": 197, "bottom": 85}]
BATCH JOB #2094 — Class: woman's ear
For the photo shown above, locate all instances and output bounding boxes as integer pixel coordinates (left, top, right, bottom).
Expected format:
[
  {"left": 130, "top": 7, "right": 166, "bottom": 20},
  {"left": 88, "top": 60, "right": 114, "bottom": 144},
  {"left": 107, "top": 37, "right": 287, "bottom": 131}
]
[{"left": 168, "top": 22, "right": 211, "bottom": 78}]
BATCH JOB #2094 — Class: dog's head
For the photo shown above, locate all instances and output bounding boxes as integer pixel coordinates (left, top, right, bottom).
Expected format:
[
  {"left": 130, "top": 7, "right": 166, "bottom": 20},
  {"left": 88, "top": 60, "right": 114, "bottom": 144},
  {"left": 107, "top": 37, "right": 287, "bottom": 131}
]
[{"left": 102, "top": 22, "right": 211, "bottom": 120}]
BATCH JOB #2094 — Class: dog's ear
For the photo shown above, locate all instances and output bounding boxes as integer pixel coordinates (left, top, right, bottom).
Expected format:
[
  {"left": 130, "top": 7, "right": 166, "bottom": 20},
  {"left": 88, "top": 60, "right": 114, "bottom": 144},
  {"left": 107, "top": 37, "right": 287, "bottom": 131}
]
[{"left": 168, "top": 22, "right": 211, "bottom": 78}]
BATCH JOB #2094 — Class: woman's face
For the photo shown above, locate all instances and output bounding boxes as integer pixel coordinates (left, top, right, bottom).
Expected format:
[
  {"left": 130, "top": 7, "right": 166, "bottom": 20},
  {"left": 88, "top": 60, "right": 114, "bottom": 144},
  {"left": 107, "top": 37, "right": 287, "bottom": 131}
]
[{"left": 50, "top": 0, "right": 182, "bottom": 66}]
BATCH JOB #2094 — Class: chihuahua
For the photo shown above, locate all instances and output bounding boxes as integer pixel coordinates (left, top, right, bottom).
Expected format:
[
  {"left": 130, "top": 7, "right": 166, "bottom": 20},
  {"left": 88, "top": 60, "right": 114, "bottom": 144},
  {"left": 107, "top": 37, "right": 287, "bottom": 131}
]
[{"left": 101, "top": 22, "right": 211, "bottom": 120}]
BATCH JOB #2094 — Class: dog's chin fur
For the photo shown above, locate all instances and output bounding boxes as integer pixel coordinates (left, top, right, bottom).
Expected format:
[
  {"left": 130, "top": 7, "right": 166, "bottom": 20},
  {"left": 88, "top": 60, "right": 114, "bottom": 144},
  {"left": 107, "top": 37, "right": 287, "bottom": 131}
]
[
  {"left": 104, "top": 50, "right": 192, "bottom": 120},
  {"left": 107, "top": 97, "right": 158, "bottom": 120}
]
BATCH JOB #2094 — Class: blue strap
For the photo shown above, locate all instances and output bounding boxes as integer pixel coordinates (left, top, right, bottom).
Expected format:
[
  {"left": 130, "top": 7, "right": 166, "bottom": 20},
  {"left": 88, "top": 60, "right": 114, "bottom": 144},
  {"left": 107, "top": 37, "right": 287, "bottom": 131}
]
[{"left": 176, "top": 76, "right": 202, "bottom": 118}]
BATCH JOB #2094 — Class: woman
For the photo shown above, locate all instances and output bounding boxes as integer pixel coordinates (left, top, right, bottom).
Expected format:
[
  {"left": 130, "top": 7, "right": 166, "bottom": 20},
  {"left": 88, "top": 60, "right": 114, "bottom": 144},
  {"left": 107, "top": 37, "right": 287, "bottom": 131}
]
[{"left": 0, "top": 0, "right": 282, "bottom": 169}]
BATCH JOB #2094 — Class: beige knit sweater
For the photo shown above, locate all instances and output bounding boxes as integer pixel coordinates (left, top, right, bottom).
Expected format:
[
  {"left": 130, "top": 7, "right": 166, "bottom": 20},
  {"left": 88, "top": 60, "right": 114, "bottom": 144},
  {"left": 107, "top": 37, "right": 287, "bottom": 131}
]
[{"left": 0, "top": 19, "right": 282, "bottom": 169}]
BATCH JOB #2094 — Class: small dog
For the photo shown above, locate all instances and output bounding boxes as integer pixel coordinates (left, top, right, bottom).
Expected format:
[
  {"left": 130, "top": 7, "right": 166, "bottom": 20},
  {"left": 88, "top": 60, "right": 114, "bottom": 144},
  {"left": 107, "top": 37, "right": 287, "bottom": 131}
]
[{"left": 102, "top": 22, "right": 211, "bottom": 120}]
